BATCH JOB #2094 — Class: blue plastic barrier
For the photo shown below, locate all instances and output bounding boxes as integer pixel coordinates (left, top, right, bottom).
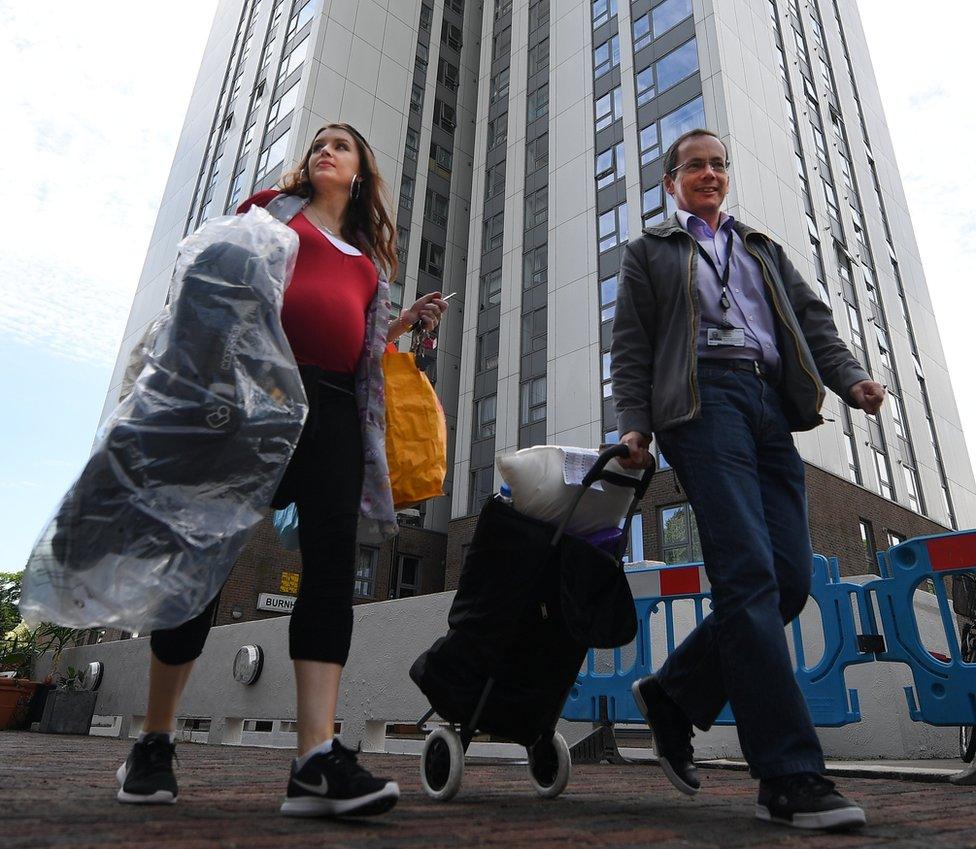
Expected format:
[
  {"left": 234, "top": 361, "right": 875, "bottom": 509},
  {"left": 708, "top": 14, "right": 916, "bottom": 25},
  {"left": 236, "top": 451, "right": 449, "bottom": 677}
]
[
  {"left": 563, "top": 554, "right": 875, "bottom": 727},
  {"left": 562, "top": 530, "right": 976, "bottom": 731},
  {"left": 863, "top": 530, "right": 976, "bottom": 726}
]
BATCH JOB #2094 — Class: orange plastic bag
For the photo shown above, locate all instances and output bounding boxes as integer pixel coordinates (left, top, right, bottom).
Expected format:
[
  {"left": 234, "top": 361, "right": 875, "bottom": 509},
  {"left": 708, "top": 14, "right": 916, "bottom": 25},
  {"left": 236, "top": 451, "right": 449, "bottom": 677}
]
[{"left": 383, "top": 348, "right": 447, "bottom": 509}]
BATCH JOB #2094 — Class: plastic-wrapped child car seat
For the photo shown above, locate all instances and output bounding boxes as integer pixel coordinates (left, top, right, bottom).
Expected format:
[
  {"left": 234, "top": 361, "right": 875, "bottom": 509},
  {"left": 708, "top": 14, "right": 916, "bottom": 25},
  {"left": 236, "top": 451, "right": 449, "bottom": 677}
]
[{"left": 21, "top": 208, "right": 307, "bottom": 631}]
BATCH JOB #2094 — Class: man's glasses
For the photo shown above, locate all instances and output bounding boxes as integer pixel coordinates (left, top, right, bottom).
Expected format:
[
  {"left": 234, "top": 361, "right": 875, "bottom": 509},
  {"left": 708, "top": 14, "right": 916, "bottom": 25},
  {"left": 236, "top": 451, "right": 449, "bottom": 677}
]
[{"left": 670, "top": 158, "right": 730, "bottom": 175}]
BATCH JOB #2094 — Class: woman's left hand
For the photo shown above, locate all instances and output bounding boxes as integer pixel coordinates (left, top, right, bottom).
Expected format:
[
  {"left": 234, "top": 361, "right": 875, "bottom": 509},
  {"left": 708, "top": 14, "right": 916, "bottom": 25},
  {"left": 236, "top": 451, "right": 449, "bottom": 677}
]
[{"left": 389, "top": 291, "right": 450, "bottom": 341}]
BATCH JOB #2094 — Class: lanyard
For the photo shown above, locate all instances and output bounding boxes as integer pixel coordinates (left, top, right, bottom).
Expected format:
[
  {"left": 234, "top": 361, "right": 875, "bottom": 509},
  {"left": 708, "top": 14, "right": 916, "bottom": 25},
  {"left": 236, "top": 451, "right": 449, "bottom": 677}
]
[{"left": 694, "top": 229, "right": 734, "bottom": 313}]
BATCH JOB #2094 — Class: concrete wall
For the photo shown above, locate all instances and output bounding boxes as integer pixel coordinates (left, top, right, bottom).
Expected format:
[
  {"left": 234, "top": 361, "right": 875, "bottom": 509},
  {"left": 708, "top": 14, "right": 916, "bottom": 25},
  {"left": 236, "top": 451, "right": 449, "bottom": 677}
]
[{"left": 38, "top": 570, "right": 960, "bottom": 760}]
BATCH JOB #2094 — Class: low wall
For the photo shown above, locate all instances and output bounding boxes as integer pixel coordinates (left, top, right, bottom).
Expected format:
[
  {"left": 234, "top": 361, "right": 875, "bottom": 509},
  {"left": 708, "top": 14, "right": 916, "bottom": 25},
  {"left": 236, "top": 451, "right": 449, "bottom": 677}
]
[{"left": 35, "top": 574, "right": 958, "bottom": 759}]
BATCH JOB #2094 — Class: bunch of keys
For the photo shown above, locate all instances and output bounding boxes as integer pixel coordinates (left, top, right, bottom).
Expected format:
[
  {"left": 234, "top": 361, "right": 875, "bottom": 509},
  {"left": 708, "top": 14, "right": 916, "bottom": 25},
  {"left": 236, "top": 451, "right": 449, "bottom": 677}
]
[{"left": 410, "top": 292, "right": 456, "bottom": 356}]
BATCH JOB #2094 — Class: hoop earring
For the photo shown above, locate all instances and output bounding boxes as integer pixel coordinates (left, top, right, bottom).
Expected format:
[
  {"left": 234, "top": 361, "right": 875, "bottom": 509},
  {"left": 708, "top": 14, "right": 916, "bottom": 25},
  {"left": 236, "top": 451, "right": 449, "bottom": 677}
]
[{"left": 350, "top": 173, "right": 361, "bottom": 201}]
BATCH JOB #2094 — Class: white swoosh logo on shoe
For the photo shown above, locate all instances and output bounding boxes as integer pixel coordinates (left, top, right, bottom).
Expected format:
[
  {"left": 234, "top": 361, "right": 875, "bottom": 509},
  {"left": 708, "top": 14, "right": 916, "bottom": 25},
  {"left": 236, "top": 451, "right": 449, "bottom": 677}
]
[{"left": 292, "top": 775, "right": 329, "bottom": 795}]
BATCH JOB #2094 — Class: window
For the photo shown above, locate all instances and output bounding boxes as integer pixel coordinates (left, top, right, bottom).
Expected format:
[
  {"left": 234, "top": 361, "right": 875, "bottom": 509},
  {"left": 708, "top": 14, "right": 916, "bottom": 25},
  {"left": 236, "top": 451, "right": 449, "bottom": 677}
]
[
  {"left": 485, "top": 164, "right": 506, "bottom": 199},
  {"left": 520, "top": 375, "right": 547, "bottom": 425},
  {"left": 841, "top": 406, "right": 861, "bottom": 485},
  {"left": 659, "top": 503, "right": 702, "bottom": 564},
  {"left": 470, "top": 466, "right": 494, "bottom": 512},
  {"left": 526, "top": 134, "right": 548, "bottom": 174},
  {"left": 656, "top": 38, "right": 699, "bottom": 92},
  {"left": 634, "top": 0, "right": 692, "bottom": 52},
  {"left": 404, "top": 127, "right": 420, "bottom": 161},
  {"left": 399, "top": 174, "right": 415, "bottom": 210},
  {"left": 660, "top": 95, "right": 705, "bottom": 151},
  {"left": 528, "top": 37, "right": 549, "bottom": 77},
  {"left": 823, "top": 177, "right": 841, "bottom": 222},
  {"left": 595, "top": 142, "right": 625, "bottom": 189},
  {"left": 903, "top": 465, "right": 921, "bottom": 512},
  {"left": 478, "top": 331, "right": 499, "bottom": 372},
  {"left": 639, "top": 123, "right": 660, "bottom": 165},
  {"left": 528, "top": 0, "right": 549, "bottom": 32},
  {"left": 598, "top": 202, "right": 628, "bottom": 252},
  {"left": 396, "top": 226, "right": 409, "bottom": 262},
  {"left": 415, "top": 42, "right": 429, "bottom": 73},
  {"left": 419, "top": 239, "right": 444, "bottom": 278},
  {"left": 524, "top": 186, "right": 548, "bottom": 229},
  {"left": 254, "top": 129, "right": 291, "bottom": 181},
  {"left": 492, "top": 25, "right": 512, "bottom": 61},
  {"left": 642, "top": 183, "right": 666, "bottom": 224},
  {"left": 424, "top": 189, "right": 449, "bottom": 227},
  {"left": 592, "top": 0, "right": 617, "bottom": 29},
  {"left": 858, "top": 519, "right": 876, "bottom": 571},
  {"left": 523, "top": 245, "right": 547, "bottom": 289},
  {"left": 390, "top": 555, "right": 421, "bottom": 598},
  {"left": 410, "top": 82, "right": 424, "bottom": 115},
  {"left": 433, "top": 99, "right": 457, "bottom": 133},
  {"left": 286, "top": 0, "right": 315, "bottom": 39},
  {"left": 635, "top": 66, "right": 655, "bottom": 106},
  {"left": 886, "top": 530, "right": 906, "bottom": 549},
  {"left": 277, "top": 36, "right": 308, "bottom": 81},
  {"left": 599, "top": 274, "right": 617, "bottom": 322},
  {"left": 521, "top": 306, "right": 547, "bottom": 354},
  {"left": 441, "top": 22, "right": 463, "bottom": 52},
  {"left": 632, "top": 13, "right": 652, "bottom": 53},
  {"left": 622, "top": 512, "right": 644, "bottom": 564},
  {"left": 527, "top": 83, "right": 549, "bottom": 122},
  {"left": 438, "top": 57, "right": 459, "bottom": 90},
  {"left": 872, "top": 447, "right": 893, "bottom": 499},
  {"left": 601, "top": 350, "right": 612, "bottom": 397},
  {"left": 480, "top": 267, "right": 502, "bottom": 308},
  {"left": 491, "top": 67, "right": 510, "bottom": 104},
  {"left": 266, "top": 81, "right": 300, "bottom": 132},
  {"left": 355, "top": 547, "right": 377, "bottom": 597},
  {"left": 594, "top": 34, "right": 620, "bottom": 78},
  {"left": 487, "top": 114, "right": 508, "bottom": 149},
  {"left": 495, "top": 0, "right": 512, "bottom": 19},
  {"left": 475, "top": 394, "right": 497, "bottom": 437},
  {"left": 228, "top": 169, "right": 247, "bottom": 206},
  {"left": 483, "top": 212, "right": 504, "bottom": 251},
  {"left": 430, "top": 142, "right": 453, "bottom": 176},
  {"left": 420, "top": 2, "right": 433, "bottom": 30},
  {"left": 595, "top": 86, "right": 622, "bottom": 131}
]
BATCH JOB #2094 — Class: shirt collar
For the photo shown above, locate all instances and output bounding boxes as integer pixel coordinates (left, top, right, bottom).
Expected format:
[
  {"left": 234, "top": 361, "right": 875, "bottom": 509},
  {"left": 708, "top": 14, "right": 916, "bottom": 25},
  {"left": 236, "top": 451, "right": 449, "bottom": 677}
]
[{"left": 676, "top": 209, "right": 733, "bottom": 239}]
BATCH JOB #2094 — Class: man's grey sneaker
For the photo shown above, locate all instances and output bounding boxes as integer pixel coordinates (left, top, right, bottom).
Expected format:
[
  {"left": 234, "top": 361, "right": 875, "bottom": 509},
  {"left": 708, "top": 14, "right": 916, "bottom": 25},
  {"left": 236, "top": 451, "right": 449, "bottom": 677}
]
[
  {"left": 280, "top": 740, "right": 400, "bottom": 818},
  {"left": 756, "top": 773, "right": 866, "bottom": 831},
  {"left": 631, "top": 675, "right": 700, "bottom": 795},
  {"left": 116, "top": 733, "right": 178, "bottom": 804}
]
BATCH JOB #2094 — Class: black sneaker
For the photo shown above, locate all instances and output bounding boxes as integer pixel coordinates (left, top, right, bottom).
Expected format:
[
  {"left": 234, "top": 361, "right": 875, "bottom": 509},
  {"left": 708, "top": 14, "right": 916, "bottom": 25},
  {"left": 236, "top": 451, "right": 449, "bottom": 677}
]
[
  {"left": 116, "top": 733, "right": 178, "bottom": 804},
  {"left": 631, "top": 675, "right": 700, "bottom": 795},
  {"left": 756, "top": 773, "right": 866, "bottom": 831},
  {"left": 280, "top": 740, "right": 400, "bottom": 818}
]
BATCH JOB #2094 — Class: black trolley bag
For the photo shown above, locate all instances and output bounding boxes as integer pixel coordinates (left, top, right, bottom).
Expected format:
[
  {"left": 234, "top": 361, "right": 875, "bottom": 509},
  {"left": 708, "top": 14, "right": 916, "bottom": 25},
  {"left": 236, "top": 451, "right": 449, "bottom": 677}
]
[{"left": 410, "top": 444, "right": 655, "bottom": 801}]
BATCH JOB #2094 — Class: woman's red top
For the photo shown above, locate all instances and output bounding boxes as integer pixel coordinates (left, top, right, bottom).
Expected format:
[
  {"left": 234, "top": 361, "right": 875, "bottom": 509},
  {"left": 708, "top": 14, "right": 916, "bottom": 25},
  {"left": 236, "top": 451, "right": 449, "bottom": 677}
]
[{"left": 238, "top": 189, "right": 379, "bottom": 374}]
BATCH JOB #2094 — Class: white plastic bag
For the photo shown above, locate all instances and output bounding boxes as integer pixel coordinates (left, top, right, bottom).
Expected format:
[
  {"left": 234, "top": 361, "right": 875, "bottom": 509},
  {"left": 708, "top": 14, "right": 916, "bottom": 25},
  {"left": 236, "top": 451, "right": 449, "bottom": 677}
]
[
  {"left": 20, "top": 208, "right": 307, "bottom": 631},
  {"left": 495, "top": 445, "right": 640, "bottom": 535}
]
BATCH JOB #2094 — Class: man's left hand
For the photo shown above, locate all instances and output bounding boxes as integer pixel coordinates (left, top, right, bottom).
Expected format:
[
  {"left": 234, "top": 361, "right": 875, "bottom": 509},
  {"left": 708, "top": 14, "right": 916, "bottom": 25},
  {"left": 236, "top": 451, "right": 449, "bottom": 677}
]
[{"left": 849, "top": 380, "right": 886, "bottom": 414}]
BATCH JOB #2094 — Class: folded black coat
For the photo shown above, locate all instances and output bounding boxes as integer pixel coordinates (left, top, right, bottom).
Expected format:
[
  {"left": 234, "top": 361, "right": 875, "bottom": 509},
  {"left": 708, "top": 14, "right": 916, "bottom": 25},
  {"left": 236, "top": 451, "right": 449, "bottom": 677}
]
[
  {"left": 410, "top": 498, "right": 637, "bottom": 746},
  {"left": 21, "top": 218, "right": 306, "bottom": 631}
]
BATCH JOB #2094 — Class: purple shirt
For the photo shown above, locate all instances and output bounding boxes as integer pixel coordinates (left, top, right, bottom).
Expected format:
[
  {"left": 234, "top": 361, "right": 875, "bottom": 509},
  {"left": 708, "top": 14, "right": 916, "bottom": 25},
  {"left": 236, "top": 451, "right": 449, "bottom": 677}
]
[{"left": 677, "top": 210, "right": 781, "bottom": 375}]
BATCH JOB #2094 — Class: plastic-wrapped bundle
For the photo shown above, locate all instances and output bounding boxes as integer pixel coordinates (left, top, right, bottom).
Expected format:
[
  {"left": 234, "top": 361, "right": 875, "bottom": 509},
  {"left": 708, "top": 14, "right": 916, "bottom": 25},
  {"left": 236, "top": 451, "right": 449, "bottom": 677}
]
[{"left": 20, "top": 207, "right": 307, "bottom": 631}]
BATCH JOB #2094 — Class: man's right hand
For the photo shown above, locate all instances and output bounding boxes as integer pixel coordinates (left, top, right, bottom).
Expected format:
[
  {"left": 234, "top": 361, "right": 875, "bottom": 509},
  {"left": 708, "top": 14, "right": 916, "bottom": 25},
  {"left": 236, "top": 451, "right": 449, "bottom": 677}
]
[{"left": 618, "top": 430, "right": 653, "bottom": 469}]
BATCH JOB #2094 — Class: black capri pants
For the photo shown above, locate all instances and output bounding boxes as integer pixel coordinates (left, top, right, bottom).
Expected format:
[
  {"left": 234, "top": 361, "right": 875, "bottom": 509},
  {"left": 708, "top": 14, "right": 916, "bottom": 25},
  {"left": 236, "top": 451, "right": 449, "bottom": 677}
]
[{"left": 150, "top": 369, "right": 365, "bottom": 667}]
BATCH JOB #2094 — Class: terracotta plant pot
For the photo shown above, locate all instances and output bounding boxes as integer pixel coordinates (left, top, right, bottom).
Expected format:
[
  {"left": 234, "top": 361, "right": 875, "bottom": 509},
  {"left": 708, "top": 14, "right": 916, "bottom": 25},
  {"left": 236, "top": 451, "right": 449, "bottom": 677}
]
[{"left": 0, "top": 678, "right": 39, "bottom": 730}]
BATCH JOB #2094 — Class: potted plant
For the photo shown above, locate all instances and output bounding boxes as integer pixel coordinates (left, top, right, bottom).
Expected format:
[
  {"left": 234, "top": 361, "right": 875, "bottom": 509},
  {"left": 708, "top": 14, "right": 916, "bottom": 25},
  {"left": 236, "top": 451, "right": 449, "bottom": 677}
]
[
  {"left": 0, "top": 573, "right": 37, "bottom": 730},
  {"left": 39, "top": 663, "right": 98, "bottom": 735}
]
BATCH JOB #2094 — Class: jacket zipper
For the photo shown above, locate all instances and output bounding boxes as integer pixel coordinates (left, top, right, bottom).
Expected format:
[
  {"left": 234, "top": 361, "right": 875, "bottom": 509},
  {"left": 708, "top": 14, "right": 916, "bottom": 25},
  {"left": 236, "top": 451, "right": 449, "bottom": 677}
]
[
  {"left": 742, "top": 236, "right": 825, "bottom": 415},
  {"left": 682, "top": 235, "right": 700, "bottom": 419}
]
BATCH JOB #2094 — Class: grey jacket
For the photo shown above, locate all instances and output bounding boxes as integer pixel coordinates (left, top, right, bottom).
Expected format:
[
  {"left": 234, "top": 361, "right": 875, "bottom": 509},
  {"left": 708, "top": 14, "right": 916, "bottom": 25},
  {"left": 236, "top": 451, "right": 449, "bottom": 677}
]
[{"left": 610, "top": 214, "right": 871, "bottom": 437}]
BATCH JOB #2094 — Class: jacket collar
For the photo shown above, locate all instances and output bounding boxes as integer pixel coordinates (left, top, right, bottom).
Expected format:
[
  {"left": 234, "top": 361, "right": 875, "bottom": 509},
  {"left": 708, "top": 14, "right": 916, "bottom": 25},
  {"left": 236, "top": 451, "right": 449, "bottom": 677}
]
[{"left": 643, "top": 212, "right": 766, "bottom": 244}]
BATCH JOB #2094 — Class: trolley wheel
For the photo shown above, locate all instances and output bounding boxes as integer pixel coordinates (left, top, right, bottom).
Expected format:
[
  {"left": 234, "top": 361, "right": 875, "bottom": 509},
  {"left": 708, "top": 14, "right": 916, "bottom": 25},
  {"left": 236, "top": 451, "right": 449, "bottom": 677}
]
[
  {"left": 961, "top": 724, "right": 976, "bottom": 763},
  {"left": 527, "top": 732, "right": 571, "bottom": 798},
  {"left": 421, "top": 727, "right": 464, "bottom": 801}
]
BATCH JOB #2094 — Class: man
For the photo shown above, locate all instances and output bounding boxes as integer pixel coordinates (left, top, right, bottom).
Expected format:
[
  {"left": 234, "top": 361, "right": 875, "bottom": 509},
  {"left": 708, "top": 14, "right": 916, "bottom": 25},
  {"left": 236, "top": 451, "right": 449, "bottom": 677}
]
[{"left": 611, "top": 128, "right": 885, "bottom": 831}]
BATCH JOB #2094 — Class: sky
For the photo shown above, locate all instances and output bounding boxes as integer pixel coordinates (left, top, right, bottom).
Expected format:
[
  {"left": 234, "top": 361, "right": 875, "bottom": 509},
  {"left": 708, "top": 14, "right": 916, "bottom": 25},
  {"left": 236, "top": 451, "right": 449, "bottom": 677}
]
[{"left": 0, "top": 1, "right": 974, "bottom": 574}]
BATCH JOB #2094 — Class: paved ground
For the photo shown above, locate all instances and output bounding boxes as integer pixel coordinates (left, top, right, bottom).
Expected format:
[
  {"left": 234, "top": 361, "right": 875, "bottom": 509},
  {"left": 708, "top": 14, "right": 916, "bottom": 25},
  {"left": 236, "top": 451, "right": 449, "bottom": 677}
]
[{"left": 3, "top": 732, "right": 976, "bottom": 849}]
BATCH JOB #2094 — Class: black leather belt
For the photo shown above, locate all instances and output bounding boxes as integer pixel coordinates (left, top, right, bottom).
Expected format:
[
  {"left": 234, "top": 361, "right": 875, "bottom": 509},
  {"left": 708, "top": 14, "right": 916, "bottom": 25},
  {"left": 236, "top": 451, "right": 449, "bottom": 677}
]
[{"left": 698, "top": 358, "right": 772, "bottom": 379}]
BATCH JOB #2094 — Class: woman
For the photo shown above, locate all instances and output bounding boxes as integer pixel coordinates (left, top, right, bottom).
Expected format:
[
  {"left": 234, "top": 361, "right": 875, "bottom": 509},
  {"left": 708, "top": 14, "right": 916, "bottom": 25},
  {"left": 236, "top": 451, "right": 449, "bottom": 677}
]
[{"left": 115, "top": 123, "right": 448, "bottom": 818}]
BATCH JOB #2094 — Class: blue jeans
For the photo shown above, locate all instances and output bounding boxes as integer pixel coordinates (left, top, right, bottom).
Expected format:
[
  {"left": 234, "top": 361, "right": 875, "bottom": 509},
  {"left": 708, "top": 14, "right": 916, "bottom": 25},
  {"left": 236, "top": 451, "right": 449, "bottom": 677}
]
[{"left": 655, "top": 364, "right": 825, "bottom": 780}]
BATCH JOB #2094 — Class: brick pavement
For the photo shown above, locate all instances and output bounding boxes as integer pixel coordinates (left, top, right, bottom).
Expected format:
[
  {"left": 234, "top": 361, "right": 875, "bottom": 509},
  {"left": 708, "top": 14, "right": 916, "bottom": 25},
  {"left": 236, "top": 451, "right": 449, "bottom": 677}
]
[{"left": 3, "top": 732, "right": 975, "bottom": 849}]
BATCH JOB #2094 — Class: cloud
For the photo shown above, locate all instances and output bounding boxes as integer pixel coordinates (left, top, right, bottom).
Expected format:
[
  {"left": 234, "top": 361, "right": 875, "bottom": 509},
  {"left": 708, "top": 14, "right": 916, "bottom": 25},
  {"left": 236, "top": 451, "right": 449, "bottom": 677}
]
[{"left": 0, "top": 2, "right": 217, "bottom": 368}]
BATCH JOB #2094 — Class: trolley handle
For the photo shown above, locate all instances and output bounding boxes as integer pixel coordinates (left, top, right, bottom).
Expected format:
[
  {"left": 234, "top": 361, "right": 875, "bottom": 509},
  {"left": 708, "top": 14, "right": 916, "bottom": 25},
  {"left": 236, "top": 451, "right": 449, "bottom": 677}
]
[{"left": 581, "top": 444, "right": 656, "bottom": 500}]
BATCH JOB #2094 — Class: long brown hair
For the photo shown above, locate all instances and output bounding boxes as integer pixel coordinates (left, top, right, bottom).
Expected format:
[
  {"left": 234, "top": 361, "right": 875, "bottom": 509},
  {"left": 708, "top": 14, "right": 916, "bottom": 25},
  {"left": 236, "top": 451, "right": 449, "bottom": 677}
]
[{"left": 280, "top": 123, "right": 398, "bottom": 278}]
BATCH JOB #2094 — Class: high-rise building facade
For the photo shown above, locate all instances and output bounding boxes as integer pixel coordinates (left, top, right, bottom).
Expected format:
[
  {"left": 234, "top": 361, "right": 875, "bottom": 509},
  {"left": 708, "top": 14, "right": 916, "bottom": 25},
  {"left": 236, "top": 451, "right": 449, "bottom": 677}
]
[{"left": 106, "top": 0, "right": 974, "bottom": 622}]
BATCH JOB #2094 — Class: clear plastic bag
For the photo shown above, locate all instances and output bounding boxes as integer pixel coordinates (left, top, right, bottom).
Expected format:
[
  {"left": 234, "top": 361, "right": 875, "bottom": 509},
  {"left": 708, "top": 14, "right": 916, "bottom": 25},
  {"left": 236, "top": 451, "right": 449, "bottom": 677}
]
[{"left": 20, "top": 207, "right": 308, "bottom": 631}]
